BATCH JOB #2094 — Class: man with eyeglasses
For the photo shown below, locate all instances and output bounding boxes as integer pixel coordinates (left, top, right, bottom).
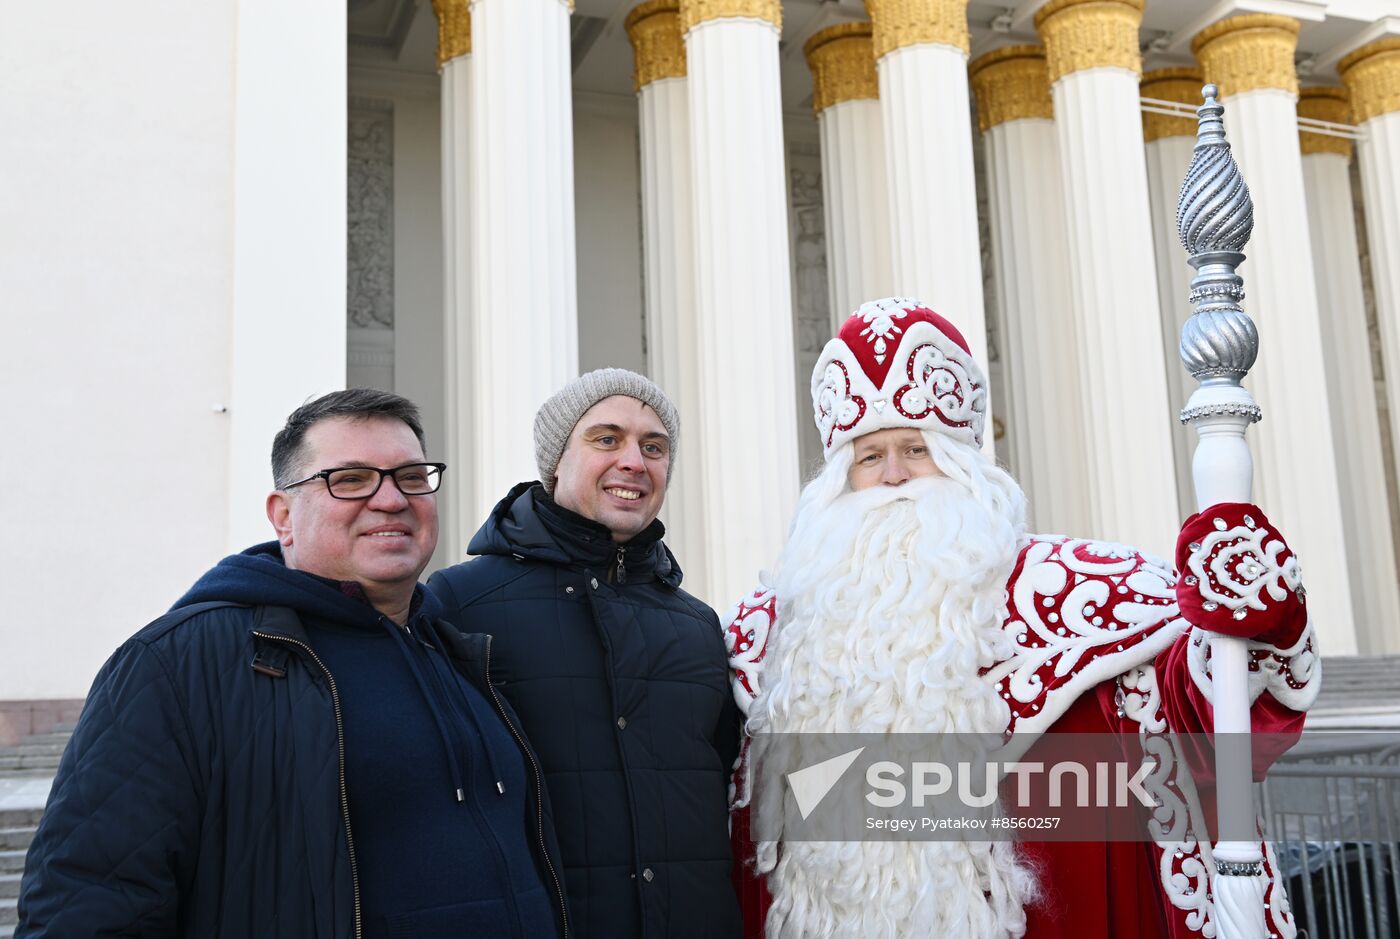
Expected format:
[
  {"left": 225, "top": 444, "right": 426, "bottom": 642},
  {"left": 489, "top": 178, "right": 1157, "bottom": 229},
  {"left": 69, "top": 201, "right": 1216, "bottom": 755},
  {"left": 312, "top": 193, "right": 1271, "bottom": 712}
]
[{"left": 18, "top": 389, "right": 568, "bottom": 939}]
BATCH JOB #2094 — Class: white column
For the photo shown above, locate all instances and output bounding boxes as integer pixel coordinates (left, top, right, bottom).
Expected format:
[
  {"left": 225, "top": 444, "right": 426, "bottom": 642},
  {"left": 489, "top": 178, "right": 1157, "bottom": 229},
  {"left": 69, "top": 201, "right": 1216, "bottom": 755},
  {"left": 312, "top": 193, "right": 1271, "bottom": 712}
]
[
  {"left": 804, "top": 22, "right": 892, "bottom": 324},
  {"left": 1036, "top": 0, "right": 1178, "bottom": 556},
  {"left": 228, "top": 0, "right": 347, "bottom": 550},
  {"left": 1298, "top": 121, "right": 1400, "bottom": 654},
  {"left": 1194, "top": 14, "right": 1358, "bottom": 652},
  {"left": 469, "top": 0, "right": 579, "bottom": 512},
  {"left": 1341, "top": 39, "right": 1400, "bottom": 643},
  {"left": 866, "top": 1, "right": 988, "bottom": 372},
  {"left": 681, "top": 0, "right": 800, "bottom": 608},
  {"left": 1142, "top": 69, "right": 1206, "bottom": 525},
  {"left": 433, "top": 0, "right": 475, "bottom": 560},
  {"left": 626, "top": 1, "right": 709, "bottom": 601},
  {"left": 969, "top": 44, "right": 1089, "bottom": 537}
]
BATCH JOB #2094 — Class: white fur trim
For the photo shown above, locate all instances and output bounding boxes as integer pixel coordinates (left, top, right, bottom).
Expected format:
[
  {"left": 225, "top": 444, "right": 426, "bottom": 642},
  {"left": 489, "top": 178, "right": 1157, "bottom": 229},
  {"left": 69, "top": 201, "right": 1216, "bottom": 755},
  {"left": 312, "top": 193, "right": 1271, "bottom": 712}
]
[{"left": 1186, "top": 618, "right": 1321, "bottom": 711}]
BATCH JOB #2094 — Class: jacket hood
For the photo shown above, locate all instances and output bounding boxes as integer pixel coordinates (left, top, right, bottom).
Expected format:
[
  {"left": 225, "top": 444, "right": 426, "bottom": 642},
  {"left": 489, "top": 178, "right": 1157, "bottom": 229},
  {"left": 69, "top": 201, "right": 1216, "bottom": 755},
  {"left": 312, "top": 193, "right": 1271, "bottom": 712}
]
[
  {"left": 173, "top": 541, "right": 441, "bottom": 625},
  {"left": 469, "top": 481, "right": 683, "bottom": 588}
]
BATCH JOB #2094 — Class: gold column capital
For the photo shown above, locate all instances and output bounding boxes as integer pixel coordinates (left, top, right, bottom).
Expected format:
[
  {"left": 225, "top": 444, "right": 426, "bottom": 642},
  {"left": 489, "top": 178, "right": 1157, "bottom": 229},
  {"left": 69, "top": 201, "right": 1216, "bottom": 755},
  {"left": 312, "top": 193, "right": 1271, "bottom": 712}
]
[
  {"left": 804, "top": 22, "right": 879, "bottom": 113},
  {"left": 864, "top": 0, "right": 970, "bottom": 60},
  {"left": 1297, "top": 86, "right": 1353, "bottom": 158},
  {"left": 1191, "top": 13, "right": 1300, "bottom": 98},
  {"left": 968, "top": 45, "right": 1053, "bottom": 133},
  {"left": 431, "top": 0, "right": 471, "bottom": 68},
  {"left": 1140, "top": 66, "right": 1203, "bottom": 142},
  {"left": 626, "top": 1, "right": 687, "bottom": 91},
  {"left": 1034, "top": 0, "right": 1145, "bottom": 84},
  {"left": 678, "top": 0, "right": 781, "bottom": 34},
  {"left": 1338, "top": 37, "right": 1400, "bottom": 123}
]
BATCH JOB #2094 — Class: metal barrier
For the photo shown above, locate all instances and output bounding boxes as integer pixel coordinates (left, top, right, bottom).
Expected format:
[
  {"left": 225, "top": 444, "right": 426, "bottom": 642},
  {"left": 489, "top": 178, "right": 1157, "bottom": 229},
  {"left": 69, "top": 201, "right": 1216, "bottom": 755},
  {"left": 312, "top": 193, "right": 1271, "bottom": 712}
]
[{"left": 1260, "top": 740, "right": 1400, "bottom": 939}]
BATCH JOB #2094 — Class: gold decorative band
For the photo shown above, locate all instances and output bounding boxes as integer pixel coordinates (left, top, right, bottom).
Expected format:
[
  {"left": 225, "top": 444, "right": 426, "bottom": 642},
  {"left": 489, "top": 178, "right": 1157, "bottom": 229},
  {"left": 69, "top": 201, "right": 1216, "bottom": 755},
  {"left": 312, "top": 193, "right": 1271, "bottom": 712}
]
[
  {"left": 864, "top": 0, "right": 970, "bottom": 59},
  {"left": 678, "top": 0, "right": 781, "bottom": 33},
  {"left": 431, "top": 0, "right": 471, "bottom": 68},
  {"left": 1191, "top": 14, "right": 1299, "bottom": 97},
  {"left": 626, "top": 1, "right": 687, "bottom": 90},
  {"left": 1034, "top": 0, "right": 1145, "bottom": 83},
  {"left": 1339, "top": 38, "right": 1400, "bottom": 123},
  {"left": 1297, "top": 86, "right": 1353, "bottom": 158},
  {"left": 968, "top": 45, "right": 1053, "bottom": 133},
  {"left": 804, "top": 22, "right": 879, "bottom": 113},
  {"left": 1140, "top": 67, "right": 1203, "bottom": 142}
]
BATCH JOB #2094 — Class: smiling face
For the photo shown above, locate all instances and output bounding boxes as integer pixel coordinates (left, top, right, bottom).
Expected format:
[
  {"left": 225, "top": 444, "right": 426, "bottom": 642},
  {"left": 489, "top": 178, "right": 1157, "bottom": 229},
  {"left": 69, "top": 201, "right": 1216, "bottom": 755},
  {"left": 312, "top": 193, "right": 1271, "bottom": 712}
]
[
  {"left": 846, "top": 427, "right": 943, "bottom": 491},
  {"left": 266, "top": 415, "right": 438, "bottom": 616},
  {"left": 552, "top": 395, "right": 670, "bottom": 543}
]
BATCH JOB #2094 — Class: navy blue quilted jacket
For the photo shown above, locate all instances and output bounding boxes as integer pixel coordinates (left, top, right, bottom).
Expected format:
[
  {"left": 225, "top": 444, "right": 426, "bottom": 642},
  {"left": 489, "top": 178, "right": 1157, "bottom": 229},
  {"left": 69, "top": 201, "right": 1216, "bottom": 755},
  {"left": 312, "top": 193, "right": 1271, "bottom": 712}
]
[
  {"left": 428, "top": 483, "right": 743, "bottom": 939},
  {"left": 17, "top": 547, "right": 568, "bottom": 939}
]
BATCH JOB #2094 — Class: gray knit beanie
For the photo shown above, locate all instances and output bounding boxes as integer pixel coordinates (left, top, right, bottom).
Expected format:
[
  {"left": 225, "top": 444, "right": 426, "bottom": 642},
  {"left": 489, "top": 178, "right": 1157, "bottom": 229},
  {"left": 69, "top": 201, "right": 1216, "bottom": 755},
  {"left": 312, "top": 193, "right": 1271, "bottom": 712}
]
[{"left": 533, "top": 368, "right": 680, "bottom": 494}]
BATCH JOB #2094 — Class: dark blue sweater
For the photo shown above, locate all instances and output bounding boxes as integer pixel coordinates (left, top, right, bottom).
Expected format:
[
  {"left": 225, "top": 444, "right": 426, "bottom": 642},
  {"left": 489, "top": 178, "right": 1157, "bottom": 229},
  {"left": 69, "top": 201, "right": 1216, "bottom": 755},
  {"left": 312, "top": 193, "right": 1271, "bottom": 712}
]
[{"left": 178, "top": 543, "right": 554, "bottom": 938}]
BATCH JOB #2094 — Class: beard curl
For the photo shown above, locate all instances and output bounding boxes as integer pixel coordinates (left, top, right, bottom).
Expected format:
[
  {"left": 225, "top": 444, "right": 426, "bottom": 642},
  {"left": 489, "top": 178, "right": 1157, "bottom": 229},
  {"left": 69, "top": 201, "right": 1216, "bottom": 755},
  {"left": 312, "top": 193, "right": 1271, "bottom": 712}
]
[{"left": 748, "top": 432, "right": 1039, "bottom": 938}]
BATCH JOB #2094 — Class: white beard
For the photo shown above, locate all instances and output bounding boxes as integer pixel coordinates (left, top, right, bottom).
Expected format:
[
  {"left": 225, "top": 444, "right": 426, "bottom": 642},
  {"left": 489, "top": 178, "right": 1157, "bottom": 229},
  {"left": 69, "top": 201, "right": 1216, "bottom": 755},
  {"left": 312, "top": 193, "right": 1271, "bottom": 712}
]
[{"left": 747, "top": 437, "right": 1040, "bottom": 939}]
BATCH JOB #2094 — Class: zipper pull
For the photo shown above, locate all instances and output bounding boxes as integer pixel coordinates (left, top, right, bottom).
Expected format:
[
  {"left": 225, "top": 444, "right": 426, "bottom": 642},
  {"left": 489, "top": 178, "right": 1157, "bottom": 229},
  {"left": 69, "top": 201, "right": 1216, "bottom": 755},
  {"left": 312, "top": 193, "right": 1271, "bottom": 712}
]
[{"left": 616, "top": 546, "right": 626, "bottom": 585}]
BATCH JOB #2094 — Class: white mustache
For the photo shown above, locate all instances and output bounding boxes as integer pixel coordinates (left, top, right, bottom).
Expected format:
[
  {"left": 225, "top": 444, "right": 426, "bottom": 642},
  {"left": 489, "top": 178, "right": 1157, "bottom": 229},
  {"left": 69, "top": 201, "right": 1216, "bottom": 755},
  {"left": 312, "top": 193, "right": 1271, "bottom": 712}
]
[{"left": 830, "top": 472, "right": 957, "bottom": 514}]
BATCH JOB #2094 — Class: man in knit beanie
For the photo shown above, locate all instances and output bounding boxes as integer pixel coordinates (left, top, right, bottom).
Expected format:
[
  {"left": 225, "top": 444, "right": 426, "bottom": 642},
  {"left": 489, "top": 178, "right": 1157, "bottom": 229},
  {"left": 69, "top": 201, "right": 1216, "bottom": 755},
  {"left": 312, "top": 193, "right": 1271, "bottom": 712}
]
[
  {"left": 429, "top": 369, "right": 743, "bottom": 939},
  {"left": 534, "top": 367, "right": 679, "bottom": 503}
]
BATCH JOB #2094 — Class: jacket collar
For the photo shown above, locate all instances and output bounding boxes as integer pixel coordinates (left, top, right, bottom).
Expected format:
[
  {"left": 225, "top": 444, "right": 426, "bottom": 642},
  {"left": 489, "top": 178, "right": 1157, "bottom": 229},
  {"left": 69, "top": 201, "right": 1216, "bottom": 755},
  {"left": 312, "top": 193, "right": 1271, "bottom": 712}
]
[{"left": 469, "top": 481, "right": 682, "bottom": 588}]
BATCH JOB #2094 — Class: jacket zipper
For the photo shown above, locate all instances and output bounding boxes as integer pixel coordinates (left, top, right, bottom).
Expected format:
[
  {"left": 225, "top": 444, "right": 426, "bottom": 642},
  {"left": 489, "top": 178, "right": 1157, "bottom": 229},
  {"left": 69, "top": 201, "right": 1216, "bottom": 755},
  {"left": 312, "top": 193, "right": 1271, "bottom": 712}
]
[
  {"left": 484, "top": 635, "right": 571, "bottom": 938},
  {"left": 252, "top": 631, "right": 362, "bottom": 939},
  {"left": 615, "top": 546, "right": 626, "bottom": 585}
]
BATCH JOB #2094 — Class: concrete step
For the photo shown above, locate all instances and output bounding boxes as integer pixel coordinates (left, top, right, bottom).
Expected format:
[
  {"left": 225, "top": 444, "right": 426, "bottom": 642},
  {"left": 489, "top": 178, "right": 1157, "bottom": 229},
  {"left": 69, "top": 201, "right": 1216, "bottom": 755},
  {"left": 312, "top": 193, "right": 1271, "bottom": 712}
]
[
  {"left": 0, "top": 897, "right": 14, "bottom": 927},
  {"left": 1, "top": 924, "right": 13, "bottom": 938},
  {"left": 0, "top": 756, "right": 60, "bottom": 773},
  {"left": 0, "top": 745, "right": 65, "bottom": 759},
  {"left": 0, "top": 874, "right": 18, "bottom": 900},
  {"left": 51, "top": 722, "right": 76, "bottom": 734},
  {"left": 0, "top": 852, "right": 24, "bottom": 876},
  {"left": 0, "top": 832, "right": 33, "bottom": 853},
  {"left": 9, "top": 736, "right": 70, "bottom": 751},
  {"left": 0, "top": 813, "right": 41, "bottom": 833}
]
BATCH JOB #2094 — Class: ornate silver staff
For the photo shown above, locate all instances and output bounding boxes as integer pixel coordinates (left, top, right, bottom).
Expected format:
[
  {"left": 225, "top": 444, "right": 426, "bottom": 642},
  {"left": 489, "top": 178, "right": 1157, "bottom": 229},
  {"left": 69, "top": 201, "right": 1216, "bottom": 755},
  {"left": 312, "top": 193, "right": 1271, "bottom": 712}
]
[{"left": 1176, "top": 84, "right": 1268, "bottom": 939}]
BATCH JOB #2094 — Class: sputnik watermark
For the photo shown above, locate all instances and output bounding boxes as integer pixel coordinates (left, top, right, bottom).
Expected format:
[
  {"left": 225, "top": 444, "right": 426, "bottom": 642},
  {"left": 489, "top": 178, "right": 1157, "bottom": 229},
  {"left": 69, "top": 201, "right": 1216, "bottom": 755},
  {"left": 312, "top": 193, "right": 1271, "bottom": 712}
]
[
  {"left": 865, "top": 758, "right": 1156, "bottom": 809},
  {"left": 786, "top": 749, "right": 1154, "bottom": 820},
  {"left": 746, "top": 732, "right": 1298, "bottom": 842}
]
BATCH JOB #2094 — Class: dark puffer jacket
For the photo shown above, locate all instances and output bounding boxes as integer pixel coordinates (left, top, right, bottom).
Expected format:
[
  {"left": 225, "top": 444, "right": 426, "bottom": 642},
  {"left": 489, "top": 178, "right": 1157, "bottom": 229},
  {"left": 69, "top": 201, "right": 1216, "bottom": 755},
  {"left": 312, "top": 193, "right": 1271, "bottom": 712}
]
[
  {"left": 18, "top": 546, "right": 567, "bottom": 939},
  {"left": 428, "top": 483, "right": 743, "bottom": 939}
]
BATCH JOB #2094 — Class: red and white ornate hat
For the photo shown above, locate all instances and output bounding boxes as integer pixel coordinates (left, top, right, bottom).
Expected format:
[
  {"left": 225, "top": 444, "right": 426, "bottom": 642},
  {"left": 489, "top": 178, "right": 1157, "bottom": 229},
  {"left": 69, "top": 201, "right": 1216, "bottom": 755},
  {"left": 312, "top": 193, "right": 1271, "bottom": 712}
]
[{"left": 812, "top": 297, "right": 987, "bottom": 459}]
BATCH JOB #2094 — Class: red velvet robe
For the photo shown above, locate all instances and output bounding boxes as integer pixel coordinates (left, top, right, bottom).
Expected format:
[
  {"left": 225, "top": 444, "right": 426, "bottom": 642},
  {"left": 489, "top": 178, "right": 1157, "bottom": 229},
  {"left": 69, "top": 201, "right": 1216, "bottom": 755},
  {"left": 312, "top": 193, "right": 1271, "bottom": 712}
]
[{"left": 725, "top": 532, "right": 1319, "bottom": 939}]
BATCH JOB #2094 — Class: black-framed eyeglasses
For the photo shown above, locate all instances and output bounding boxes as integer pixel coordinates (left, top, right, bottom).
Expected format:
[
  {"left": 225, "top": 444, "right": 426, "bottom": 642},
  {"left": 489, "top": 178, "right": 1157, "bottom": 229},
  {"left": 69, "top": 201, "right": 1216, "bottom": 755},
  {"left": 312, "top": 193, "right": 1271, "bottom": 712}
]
[{"left": 283, "top": 462, "right": 447, "bottom": 500}]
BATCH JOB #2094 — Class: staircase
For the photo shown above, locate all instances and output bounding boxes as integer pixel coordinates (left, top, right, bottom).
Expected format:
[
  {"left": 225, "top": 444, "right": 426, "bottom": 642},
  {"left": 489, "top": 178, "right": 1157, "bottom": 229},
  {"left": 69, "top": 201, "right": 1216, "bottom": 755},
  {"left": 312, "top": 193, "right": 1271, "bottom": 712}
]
[
  {"left": 0, "top": 806, "right": 42, "bottom": 938},
  {"left": 0, "top": 725, "right": 70, "bottom": 779},
  {"left": 0, "top": 721, "right": 71, "bottom": 938},
  {"left": 1308, "top": 655, "right": 1400, "bottom": 729}
]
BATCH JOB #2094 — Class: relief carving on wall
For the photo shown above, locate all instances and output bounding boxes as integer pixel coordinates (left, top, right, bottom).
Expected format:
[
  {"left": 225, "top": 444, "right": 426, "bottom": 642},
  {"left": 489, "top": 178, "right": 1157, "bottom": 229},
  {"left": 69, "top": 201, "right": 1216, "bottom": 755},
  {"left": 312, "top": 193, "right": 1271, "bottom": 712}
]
[
  {"left": 348, "top": 97, "right": 395, "bottom": 330},
  {"left": 789, "top": 140, "right": 830, "bottom": 471},
  {"left": 788, "top": 143, "right": 830, "bottom": 357}
]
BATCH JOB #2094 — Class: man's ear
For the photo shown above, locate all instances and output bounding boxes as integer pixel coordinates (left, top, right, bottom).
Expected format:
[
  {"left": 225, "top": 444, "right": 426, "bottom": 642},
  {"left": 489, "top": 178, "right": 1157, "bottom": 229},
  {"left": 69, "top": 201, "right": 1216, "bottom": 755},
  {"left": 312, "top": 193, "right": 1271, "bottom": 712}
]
[{"left": 267, "top": 491, "right": 294, "bottom": 547}]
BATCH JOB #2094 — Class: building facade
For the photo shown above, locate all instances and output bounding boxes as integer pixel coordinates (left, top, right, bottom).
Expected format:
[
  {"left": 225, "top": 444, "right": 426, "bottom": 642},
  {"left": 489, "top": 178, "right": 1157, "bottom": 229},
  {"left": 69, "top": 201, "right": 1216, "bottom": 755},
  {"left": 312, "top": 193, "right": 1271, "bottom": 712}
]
[{"left": 3, "top": 0, "right": 1400, "bottom": 731}]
